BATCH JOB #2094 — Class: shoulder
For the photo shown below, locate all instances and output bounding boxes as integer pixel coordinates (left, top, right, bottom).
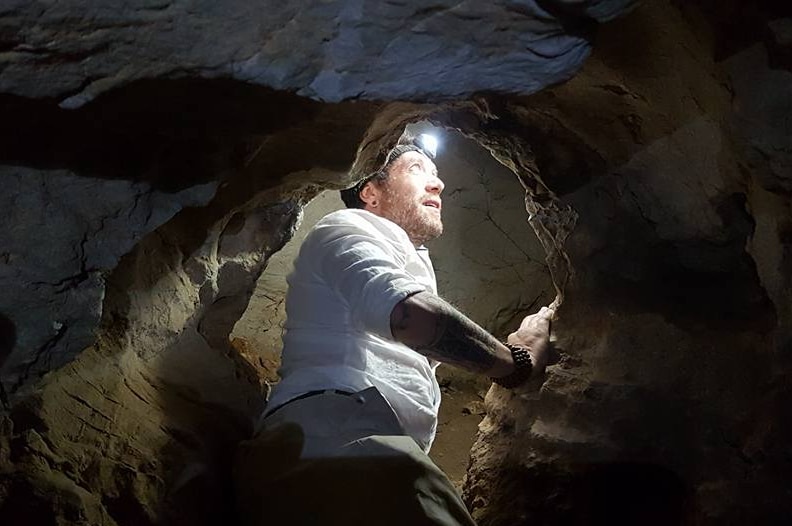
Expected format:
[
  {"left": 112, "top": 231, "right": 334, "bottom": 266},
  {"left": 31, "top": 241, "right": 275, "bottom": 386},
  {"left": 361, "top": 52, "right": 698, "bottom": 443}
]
[{"left": 312, "top": 209, "right": 411, "bottom": 246}]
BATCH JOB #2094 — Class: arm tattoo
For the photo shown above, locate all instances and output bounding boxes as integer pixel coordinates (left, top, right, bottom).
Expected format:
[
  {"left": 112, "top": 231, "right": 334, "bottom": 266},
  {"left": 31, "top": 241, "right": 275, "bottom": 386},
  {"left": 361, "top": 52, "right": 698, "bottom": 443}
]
[{"left": 397, "top": 291, "right": 503, "bottom": 373}]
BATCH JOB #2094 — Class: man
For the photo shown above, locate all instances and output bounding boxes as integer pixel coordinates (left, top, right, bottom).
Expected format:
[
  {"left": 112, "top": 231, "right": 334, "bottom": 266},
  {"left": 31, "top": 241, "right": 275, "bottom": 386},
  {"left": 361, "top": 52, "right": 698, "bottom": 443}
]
[{"left": 235, "top": 132, "right": 554, "bottom": 526}]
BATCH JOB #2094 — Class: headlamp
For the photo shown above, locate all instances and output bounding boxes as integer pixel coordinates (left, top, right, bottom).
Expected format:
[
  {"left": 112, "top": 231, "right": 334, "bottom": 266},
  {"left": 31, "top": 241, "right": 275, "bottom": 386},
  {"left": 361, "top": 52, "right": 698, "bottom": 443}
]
[
  {"left": 415, "top": 133, "right": 438, "bottom": 159},
  {"left": 340, "top": 131, "right": 442, "bottom": 208},
  {"left": 382, "top": 133, "right": 440, "bottom": 166}
]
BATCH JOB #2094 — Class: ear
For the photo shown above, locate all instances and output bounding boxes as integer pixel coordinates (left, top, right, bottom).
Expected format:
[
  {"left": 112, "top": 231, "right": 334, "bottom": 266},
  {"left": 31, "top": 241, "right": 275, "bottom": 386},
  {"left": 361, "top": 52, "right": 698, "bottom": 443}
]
[{"left": 359, "top": 180, "right": 382, "bottom": 211}]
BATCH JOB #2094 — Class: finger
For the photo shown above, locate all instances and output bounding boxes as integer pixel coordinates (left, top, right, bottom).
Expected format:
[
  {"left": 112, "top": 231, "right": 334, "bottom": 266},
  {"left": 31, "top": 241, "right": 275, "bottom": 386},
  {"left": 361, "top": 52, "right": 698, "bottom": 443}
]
[
  {"left": 521, "top": 314, "right": 550, "bottom": 333},
  {"left": 534, "top": 309, "right": 555, "bottom": 328},
  {"left": 519, "top": 314, "right": 537, "bottom": 330},
  {"left": 535, "top": 316, "right": 551, "bottom": 332},
  {"left": 521, "top": 309, "right": 551, "bottom": 328}
]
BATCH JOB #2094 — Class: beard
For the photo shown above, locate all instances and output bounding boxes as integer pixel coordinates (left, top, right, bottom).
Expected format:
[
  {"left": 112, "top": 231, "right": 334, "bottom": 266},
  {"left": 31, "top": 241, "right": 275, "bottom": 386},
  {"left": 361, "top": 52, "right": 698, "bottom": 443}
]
[{"left": 383, "top": 198, "right": 443, "bottom": 246}]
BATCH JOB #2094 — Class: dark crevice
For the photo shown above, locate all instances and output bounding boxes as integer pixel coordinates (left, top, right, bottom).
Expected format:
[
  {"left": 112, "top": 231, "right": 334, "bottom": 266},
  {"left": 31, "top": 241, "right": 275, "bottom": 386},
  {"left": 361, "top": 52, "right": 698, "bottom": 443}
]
[
  {"left": 9, "top": 323, "right": 68, "bottom": 395},
  {"left": 580, "top": 462, "right": 692, "bottom": 526},
  {"left": 470, "top": 96, "right": 608, "bottom": 198},
  {"left": 102, "top": 494, "right": 155, "bottom": 526},
  {"left": 675, "top": 0, "right": 792, "bottom": 61},
  {"left": 6, "top": 42, "right": 113, "bottom": 64},
  {"left": 8, "top": 396, "right": 48, "bottom": 438},
  {"left": 470, "top": 460, "right": 693, "bottom": 526},
  {"left": 531, "top": 0, "right": 598, "bottom": 39},
  {"left": 411, "top": 6, "right": 447, "bottom": 19},
  {"left": 0, "top": 312, "right": 16, "bottom": 367},
  {"left": 0, "top": 477, "right": 59, "bottom": 526},
  {"left": 30, "top": 232, "right": 97, "bottom": 293},
  {"left": 0, "top": 380, "right": 9, "bottom": 410},
  {"left": 0, "top": 79, "right": 324, "bottom": 192},
  {"left": 584, "top": 192, "right": 776, "bottom": 331},
  {"left": 766, "top": 18, "right": 792, "bottom": 72}
]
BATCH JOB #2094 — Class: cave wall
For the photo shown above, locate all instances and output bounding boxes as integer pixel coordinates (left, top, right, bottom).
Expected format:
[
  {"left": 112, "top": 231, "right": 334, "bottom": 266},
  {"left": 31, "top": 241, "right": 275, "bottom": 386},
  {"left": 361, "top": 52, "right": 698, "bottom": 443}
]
[
  {"left": 462, "top": 2, "right": 792, "bottom": 525},
  {"left": 2, "top": 0, "right": 791, "bottom": 525},
  {"left": 0, "top": 85, "right": 384, "bottom": 523},
  {"left": 2, "top": 2, "right": 640, "bottom": 522}
]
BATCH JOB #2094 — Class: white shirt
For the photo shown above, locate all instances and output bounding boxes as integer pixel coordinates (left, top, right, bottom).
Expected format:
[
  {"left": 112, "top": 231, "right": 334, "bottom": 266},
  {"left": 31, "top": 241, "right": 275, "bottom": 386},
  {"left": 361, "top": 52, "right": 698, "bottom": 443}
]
[{"left": 264, "top": 208, "right": 442, "bottom": 451}]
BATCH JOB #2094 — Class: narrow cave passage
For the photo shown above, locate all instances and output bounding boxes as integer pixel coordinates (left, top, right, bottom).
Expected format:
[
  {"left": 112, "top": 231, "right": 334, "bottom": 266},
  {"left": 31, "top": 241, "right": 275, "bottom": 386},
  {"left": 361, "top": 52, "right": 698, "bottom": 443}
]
[
  {"left": 3, "top": 2, "right": 792, "bottom": 525},
  {"left": 231, "top": 123, "right": 554, "bottom": 487}
]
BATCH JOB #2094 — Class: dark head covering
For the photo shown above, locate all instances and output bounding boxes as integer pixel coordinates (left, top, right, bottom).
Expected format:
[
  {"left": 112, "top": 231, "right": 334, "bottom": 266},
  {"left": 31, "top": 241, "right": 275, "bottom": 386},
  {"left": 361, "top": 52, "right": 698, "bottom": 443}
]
[{"left": 340, "top": 133, "right": 438, "bottom": 209}]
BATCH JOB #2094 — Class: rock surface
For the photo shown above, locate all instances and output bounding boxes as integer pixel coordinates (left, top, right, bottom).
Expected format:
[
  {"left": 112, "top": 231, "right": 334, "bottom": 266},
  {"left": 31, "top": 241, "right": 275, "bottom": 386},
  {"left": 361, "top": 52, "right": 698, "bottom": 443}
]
[
  {"left": 4, "top": 0, "right": 617, "bottom": 516},
  {"left": 2, "top": 0, "right": 791, "bottom": 525},
  {"left": 0, "top": 167, "right": 217, "bottom": 398},
  {"left": 462, "top": 3, "right": 792, "bottom": 525},
  {"left": 1, "top": 0, "right": 636, "bottom": 107},
  {"left": 0, "top": 84, "right": 382, "bottom": 522}
]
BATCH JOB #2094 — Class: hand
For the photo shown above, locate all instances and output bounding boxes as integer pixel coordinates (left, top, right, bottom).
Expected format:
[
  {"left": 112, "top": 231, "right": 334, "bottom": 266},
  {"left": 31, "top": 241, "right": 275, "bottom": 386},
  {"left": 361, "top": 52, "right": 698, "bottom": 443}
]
[{"left": 507, "top": 306, "right": 554, "bottom": 371}]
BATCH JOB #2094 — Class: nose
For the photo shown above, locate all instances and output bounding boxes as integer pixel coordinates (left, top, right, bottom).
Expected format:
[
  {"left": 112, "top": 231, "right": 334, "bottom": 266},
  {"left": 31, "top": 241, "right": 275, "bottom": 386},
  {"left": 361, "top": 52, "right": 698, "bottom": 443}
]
[{"left": 426, "top": 175, "right": 444, "bottom": 194}]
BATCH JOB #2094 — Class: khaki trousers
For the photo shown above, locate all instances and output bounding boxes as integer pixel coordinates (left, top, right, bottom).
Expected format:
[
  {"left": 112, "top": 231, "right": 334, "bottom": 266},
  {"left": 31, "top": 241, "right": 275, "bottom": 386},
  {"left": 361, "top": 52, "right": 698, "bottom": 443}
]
[{"left": 234, "top": 387, "right": 477, "bottom": 526}]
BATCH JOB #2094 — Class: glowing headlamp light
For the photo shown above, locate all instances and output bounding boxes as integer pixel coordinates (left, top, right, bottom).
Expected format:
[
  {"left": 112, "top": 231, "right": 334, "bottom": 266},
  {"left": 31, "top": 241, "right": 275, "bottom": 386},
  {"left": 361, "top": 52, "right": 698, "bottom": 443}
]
[{"left": 415, "top": 133, "right": 438, "bottom": 159}]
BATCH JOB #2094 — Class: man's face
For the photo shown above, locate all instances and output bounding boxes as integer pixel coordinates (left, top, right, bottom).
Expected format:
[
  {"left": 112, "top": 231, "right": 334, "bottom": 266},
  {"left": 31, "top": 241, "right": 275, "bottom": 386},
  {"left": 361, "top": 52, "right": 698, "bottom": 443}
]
[{"left": 368, "top": 150, "right": 445, "bottom": 246}]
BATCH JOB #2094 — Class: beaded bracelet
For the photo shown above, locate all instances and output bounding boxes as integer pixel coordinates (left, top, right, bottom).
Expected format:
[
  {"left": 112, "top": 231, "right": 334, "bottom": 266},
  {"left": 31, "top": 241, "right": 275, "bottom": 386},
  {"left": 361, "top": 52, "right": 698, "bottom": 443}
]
[{"left": 492, "top": 343, "right": 533, "bottom": 388}]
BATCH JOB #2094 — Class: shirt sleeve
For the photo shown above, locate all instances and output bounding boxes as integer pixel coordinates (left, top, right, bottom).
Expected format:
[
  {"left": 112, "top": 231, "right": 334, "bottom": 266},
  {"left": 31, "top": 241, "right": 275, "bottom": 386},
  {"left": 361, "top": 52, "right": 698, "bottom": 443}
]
[{"left": 308, "top": 212, "right": 426, "bottom": 340}]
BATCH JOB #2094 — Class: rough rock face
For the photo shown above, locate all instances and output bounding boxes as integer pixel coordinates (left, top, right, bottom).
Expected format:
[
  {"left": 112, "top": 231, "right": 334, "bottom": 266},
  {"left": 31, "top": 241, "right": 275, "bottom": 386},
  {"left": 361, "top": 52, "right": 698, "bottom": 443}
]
[
  {"left": 0, "top": 84, "right": 382, "bottom": 522},
  {"left": 1, "top": 1, "right": 639, "bottom": 523},
  {"left": 0, "top": 167, "right": 217, "bottom": 397},
  {"left": 1, "top": 0, "right": 635, "bottom": 106},
  {"left": 2, "top": 0, "right": 791, "bottom": 525},
  {"left": 462, "top": 3, "right": 792, "bottom": 525}
]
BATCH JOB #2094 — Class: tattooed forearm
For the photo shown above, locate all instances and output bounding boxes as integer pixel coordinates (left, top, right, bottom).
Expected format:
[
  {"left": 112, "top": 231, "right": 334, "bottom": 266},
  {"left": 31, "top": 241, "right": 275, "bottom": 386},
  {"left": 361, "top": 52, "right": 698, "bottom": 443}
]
[{"left": 391, "top": 291, "right": 512, "bottom": 375}]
